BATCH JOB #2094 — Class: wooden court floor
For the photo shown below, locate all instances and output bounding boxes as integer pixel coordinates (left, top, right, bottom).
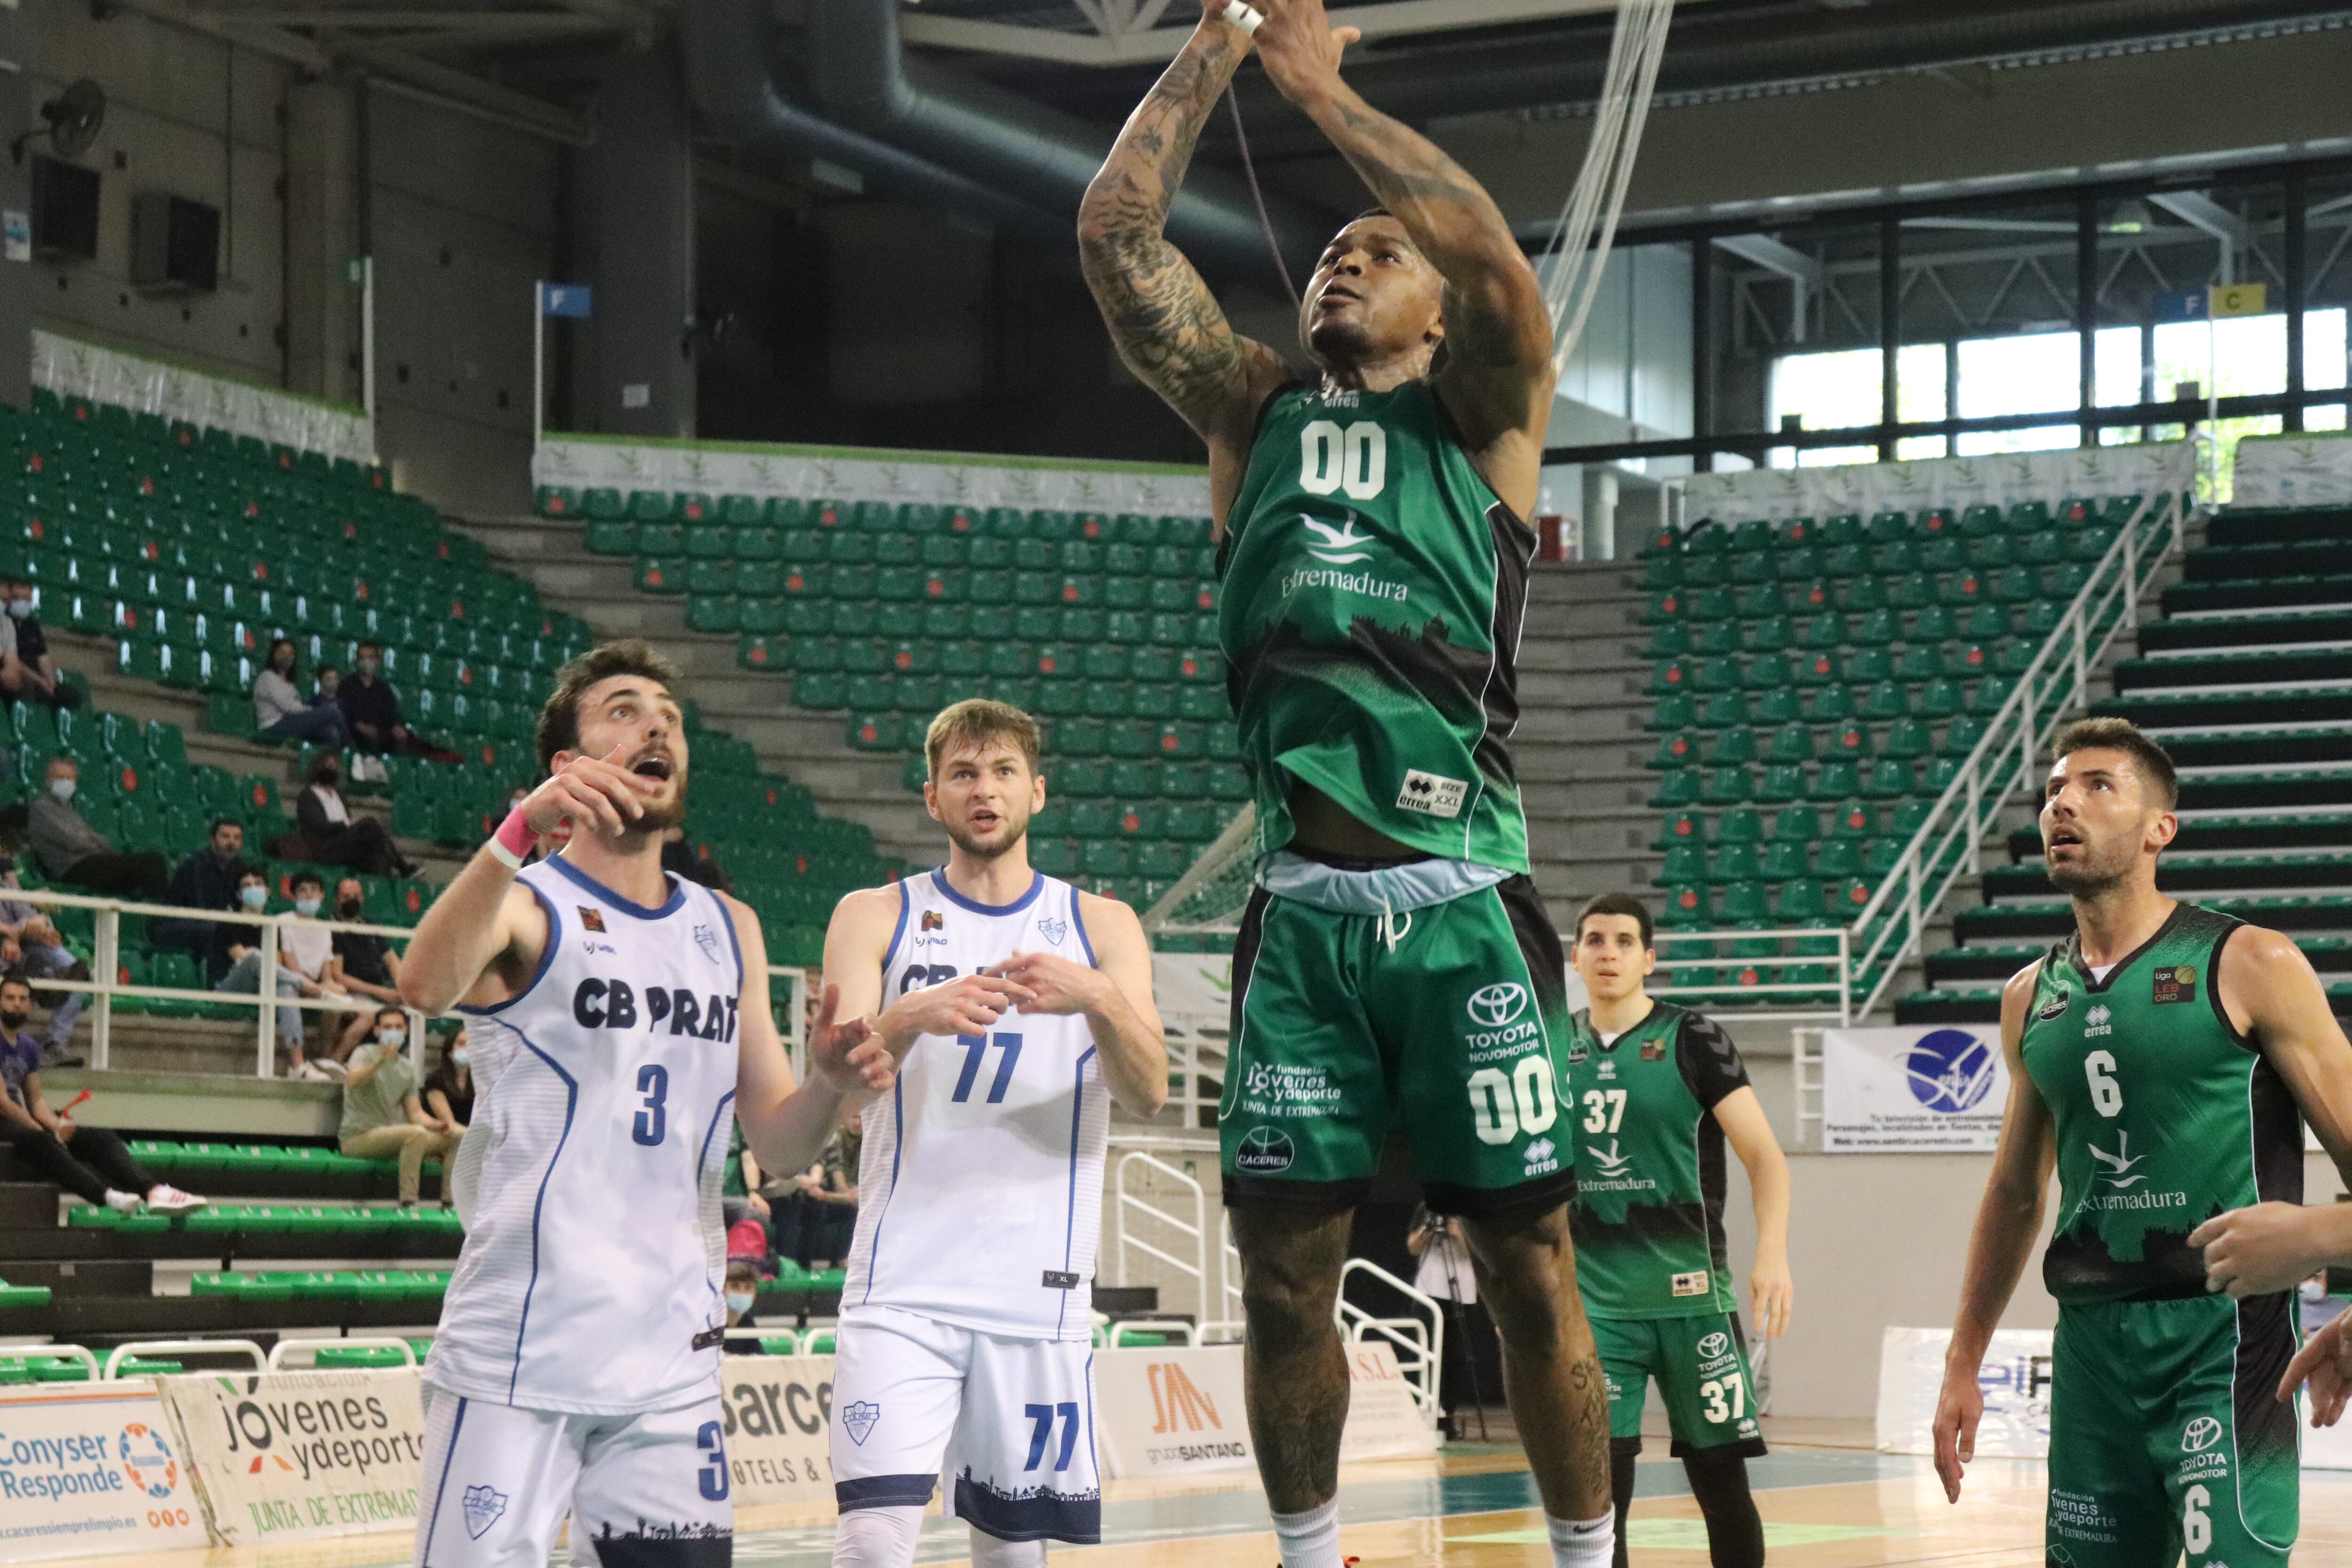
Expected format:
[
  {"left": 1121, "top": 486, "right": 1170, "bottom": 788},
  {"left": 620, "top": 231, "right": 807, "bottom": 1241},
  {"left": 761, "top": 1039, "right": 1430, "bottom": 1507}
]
[{"left": 56, "top": 1418, "right": 2352, "bottom": 1567}]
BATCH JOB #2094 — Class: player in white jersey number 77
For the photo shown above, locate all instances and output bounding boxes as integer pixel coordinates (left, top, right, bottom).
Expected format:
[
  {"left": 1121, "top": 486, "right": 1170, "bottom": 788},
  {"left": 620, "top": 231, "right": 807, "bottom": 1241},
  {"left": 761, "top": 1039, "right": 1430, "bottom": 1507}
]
[
  {"left": 820, "top": 700, "right": 1169, "bottom": 1568},
  {"left": 399, "top": 641, "right": 901, "bottom": 1568}
]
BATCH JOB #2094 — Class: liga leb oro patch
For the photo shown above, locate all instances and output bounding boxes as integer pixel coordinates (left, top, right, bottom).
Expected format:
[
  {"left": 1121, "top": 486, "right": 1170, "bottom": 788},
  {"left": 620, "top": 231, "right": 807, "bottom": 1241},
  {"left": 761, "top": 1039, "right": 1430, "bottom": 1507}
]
[
  {"left": 1640, "top": 1038, "right": 1668, "bottom": 1061},
  {"left": 579, "top": 906, "right": 607, "bottom": 933},
  {"left": 2152, "top": 963, "right": 2196, "bottom": 1005}
]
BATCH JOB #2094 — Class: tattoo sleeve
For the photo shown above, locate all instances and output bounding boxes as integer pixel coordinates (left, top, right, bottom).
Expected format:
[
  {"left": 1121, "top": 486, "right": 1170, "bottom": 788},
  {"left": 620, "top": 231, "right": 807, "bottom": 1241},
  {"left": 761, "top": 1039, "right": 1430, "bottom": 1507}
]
[{"left": 1079, "top": 24, "right": 1277, "bottom": 438}]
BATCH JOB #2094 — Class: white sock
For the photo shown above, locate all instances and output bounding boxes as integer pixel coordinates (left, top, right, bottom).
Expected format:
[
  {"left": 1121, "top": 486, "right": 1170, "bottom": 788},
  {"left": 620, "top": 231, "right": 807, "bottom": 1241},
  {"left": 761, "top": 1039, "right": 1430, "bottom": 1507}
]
[
  {"left": 1270, "top": 1497, "right": 1343, "bottom": 1568},
  {"left": 969, "top": 1528, "right": 1047, "bottom": 1567},
  {"left": 832, "top": 1504, "right": 925, "bottom": 1568},
  {"left": 1548, "top": 1511, "right": 1614, "bottom": 1568}
]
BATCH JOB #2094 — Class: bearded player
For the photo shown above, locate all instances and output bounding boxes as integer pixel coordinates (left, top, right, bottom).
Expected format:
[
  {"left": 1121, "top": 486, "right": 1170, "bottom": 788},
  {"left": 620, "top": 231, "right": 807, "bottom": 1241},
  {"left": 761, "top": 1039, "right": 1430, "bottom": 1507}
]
[
  {"left": 1080, "top": 4, "right": 1610, "bottom": 1565},
  {"left": 818, "top": 700, "right": 1166, "bottom": 1568},
  {"left": 399, "top": 642, "right": 897, "bottom": 1566},
  {"left": 1932, "top": 717, "right": 2352, "bottom": 1567}
]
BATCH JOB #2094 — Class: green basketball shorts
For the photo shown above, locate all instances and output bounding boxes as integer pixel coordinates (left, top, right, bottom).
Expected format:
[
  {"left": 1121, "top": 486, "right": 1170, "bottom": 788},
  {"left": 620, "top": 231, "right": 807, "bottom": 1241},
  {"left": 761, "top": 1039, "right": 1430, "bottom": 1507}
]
[
  {"left": 2046, "top": 1292, "right": 2298, "bottom": 1568},
  {"left": 1217, "top": 875, "right": 1574, "bottom": 1219},
  {"left": 1590, "top": 1311, "right": 1767, "bottom": 1458}
]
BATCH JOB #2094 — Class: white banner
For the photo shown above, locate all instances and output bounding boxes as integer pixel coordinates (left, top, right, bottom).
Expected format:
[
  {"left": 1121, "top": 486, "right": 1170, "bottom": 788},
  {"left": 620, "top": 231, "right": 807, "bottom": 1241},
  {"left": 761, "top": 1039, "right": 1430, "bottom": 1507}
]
[
  {"left": 1876, "top": 1326, "right": 2050, "bottom": 1457},
  {"left": 1684, "top": 442, "right": 2193, "bottom": 524},
  {"left": 30, "top": 330, "right": 374, "bottom": 466},
  {"left": 0, "top": 1382, "right": 209, "bottom": 1561},
  {"left": 1823, "top": 1025, "right": 2010, "bottom": 1152},
  {"left": 2233, "top": 432, "right": 2352, "bottom": 509},
  {"left": 1336, "top": 1342, "right": 1438, "bottom": 1463},
  {"left": 715, "top": 1355, "right": 834, "bottom": 1505},
  {"left": 534, "top": 435, "right": 1210, "bottom": 518},
  {"left": 1153, "top": 952, "right": 1232, "bottom": 1045},
  {"left": 1092, "top": 1342, "right": 1433, "bottom": 1479},
  {"left": 152, "top": 1370, "right": 422, "bottom": 1547}
]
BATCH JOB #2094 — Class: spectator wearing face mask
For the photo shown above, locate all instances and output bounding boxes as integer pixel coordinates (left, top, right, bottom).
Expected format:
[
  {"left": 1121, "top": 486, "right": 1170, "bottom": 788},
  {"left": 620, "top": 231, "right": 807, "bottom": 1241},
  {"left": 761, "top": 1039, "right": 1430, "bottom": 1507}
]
[
  {"left": 0, "top": 978, "right": 201, "bottom": 1213},
  {"left": 0, "top": 576, "right": 82, "bottom": 711},
  {"left": 294, "top": 755, "right": 417, "bottom": 877},
  {"left": 422, "top": 1026, "right": 472, "bottom": 1135},
  {"left": 252, "top": 638, "right": 351, "bottom": 750},
  {"left": 212, "top": 870, "right": 309, "bottom": 1070},
  {"left": 341, "top": 1006, "right": 458, "bottom": 1208},
  {"left": 337, "top": 641, "right": 423, "bottom": 756},
  {"left": 722, "top": 1259, "right": 766, "bottom": 1353},
  {"left": 281, "top": 871, "right": 374, "bottom": 1067},
  {"left": 156, "top": 819, "right": 258, "bottom": 982},
  {"left": 27, "top": 758, "right": 169, "bottom": 900},
  {"left": 0, "top": 849, "right": 91, "bottom": 1067},
  {"left": 329, "top": 876, "right": 404, "bottom": 1008}
]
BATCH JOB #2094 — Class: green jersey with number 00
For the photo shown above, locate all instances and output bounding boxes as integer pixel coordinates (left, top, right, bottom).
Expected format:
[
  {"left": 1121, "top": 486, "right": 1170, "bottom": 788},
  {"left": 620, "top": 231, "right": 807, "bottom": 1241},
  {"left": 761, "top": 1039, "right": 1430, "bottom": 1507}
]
[
  {"left": 2020, "top": 902, "right": 2303, "bottom": 1305},
  {"left": 1219, "top": 381, "right": 1534, "bottom": 872},
  {"left": 1564, "top": 1001, "right": 1751, "bottom": 1319}
]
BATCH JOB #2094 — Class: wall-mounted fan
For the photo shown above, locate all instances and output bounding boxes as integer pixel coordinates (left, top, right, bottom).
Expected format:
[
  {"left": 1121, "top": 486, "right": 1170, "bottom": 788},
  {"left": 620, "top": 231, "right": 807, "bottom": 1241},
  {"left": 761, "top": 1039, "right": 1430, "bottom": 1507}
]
[{"left": 13, "top": 80, "right": 106, "bottom": 166}]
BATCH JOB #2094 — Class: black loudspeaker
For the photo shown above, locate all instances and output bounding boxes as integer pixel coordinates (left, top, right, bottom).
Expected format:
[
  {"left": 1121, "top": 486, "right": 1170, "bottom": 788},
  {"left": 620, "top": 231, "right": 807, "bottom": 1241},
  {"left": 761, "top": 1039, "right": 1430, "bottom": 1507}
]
[
  {"left": 131, "top": 192, "right": 220, "bottom": 294},
  {"left": 29, "top": 154, "right": 98, "bottom": 263}
]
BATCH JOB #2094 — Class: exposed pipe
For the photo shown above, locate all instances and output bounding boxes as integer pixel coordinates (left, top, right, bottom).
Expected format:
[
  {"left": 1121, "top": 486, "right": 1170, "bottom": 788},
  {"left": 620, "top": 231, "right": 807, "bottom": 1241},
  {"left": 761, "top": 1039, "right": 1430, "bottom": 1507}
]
[
  {"left": 681, "top": 0, "right": 1066, "bottom": 247},
  {"left": 808, "top": 0, "right": 1323, "bottom": 282}
]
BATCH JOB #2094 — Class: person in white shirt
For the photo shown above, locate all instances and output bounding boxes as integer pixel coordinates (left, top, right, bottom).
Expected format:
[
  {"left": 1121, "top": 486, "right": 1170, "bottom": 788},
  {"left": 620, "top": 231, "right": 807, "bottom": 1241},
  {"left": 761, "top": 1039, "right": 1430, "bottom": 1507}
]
[{"left": 252, "top": 637, "right": 351, "bottom": 749}]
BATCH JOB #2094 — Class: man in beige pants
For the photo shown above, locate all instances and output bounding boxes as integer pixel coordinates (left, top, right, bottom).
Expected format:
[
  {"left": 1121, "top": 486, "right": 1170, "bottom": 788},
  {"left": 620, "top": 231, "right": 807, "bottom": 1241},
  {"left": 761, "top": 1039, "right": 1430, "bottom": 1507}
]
[{"left": 339, "top": 1005, "right": 457, "bottom": 1206}]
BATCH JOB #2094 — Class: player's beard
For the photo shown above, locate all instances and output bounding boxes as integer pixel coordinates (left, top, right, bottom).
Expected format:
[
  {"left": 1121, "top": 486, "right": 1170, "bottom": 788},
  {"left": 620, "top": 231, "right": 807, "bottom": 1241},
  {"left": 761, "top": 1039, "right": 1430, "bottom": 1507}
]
[
  {"left": 945, "top": 803, "right": 1028, "bottom": 861},
  {"left": 2044, "top": 825, "right": 2138, "bottom": 898},
  {"left": 610, "top": 770, "right": 688, "bottom": 846}
]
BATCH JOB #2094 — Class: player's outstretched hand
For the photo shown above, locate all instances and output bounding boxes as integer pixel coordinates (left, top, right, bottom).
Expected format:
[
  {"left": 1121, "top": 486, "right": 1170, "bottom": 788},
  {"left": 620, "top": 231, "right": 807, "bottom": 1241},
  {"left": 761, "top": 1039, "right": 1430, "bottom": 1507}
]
[
  {"left": 2282, "top": 1303, "right": 2352, "bottom": 1424},
  {"left": 987, "top": 951, "right": 1107, "bottom": 1017},
  {"left": 520, "top": 741, "right": 659, "bottom": 841},
  {"left": 2189, "top": 1201, "right": 2325, "bottom": 1299},
  {"left": 1930, "top": 1370, "right": 1982, "bottom": 1504},
  {"left": 1251, "top": 0, "right": 1360, "bottom": 107},
  {"left": 808, "top": 981, "right": 893, "bottom": 1093},
  {"left": 884, "top": 973, "right": 1036, "bottom": 1044}
]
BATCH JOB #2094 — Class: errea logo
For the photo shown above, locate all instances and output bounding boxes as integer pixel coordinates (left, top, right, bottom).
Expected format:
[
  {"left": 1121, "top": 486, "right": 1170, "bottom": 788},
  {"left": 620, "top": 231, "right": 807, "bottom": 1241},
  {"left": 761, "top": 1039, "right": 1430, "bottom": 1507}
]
[{"left": 2083, "top": 1003, "right": 2113, "bottom": 1038}]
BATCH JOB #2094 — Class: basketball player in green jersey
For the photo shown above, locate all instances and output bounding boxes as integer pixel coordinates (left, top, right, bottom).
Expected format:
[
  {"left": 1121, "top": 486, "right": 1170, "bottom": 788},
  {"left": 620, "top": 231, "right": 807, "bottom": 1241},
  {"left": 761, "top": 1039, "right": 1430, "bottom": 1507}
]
[
  {"left": 1565, "top": 892, "right": 1793, "bottom": 1568},
  {"left": 1933, "top": 717, "right": 2352, "bottom": 1567},
  {"left": 1079, "top": 3, "right": 1611, "bottom": 1566}
]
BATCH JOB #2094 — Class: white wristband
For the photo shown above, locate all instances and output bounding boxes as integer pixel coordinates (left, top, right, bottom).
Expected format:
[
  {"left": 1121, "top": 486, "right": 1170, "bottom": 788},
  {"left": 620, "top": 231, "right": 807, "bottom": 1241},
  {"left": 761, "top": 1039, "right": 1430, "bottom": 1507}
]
[
  {"left": 485, "top": 836, "right": 527, "bottom": 871},
  {"left": 1221, "top": 1, "right": 1263, "bottom": 34}
]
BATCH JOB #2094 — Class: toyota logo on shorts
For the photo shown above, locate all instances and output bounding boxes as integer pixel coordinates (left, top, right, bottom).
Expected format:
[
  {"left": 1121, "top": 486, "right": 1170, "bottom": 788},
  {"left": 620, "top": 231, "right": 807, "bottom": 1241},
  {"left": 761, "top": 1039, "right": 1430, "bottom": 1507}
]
[
  {"left": 2181, "top": 1417, "right": 2222, "bottom": 1453},
  {"left": 1467, "top": 983, "right": 1528, "bottom": 1027},
  {"left": 1696, "top": 1332, "right": 1729, "bottom": 1359}
]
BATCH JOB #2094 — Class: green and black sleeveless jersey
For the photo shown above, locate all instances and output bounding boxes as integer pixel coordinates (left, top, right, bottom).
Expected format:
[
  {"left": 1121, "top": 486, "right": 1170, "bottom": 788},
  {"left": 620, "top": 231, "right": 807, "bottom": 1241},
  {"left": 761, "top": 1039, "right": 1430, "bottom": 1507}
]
[
  {"left": 1564, "top": 1000, "right": 1752, "bottom": 1319},
  {"left": 2020, "top": 902, "right": 2304, "bottom": 1304},
  {"left": 1218, "top": 381, "right": 1534, "bottom": 873}
]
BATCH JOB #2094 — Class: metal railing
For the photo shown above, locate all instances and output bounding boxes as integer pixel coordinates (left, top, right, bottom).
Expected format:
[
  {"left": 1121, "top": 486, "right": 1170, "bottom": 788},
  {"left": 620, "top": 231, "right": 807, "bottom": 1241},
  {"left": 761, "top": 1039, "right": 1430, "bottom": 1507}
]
[
  {"left": 1335, "top": 1257, "right": 1444, "bottom": 1430},
  {"left": 0, "top": 880, "right": 810, "bottom": 1080},
  {"left": 1108, "top": 1149, "right": 1208, "bottom": 1326},
  {"left": 1648, "top": 453, "right": 2198, "bottom": 1025}
]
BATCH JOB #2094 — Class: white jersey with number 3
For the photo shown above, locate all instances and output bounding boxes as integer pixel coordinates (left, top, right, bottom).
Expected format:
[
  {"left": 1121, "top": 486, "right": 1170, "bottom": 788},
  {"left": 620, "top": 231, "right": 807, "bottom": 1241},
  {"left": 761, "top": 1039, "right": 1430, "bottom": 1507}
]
[
  {"left": 844, "top": 869, "right": 1109, "bottom": 1342},
  {"left": 425, "top": 855, "right": 745, "bottom": 1415}
]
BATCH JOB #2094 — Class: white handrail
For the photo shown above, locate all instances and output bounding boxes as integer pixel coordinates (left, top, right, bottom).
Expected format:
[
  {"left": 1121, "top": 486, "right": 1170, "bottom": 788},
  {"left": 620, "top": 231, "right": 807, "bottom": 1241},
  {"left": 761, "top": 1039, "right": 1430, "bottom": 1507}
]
[
  {"left": 1104, "top": 1318, "right": 1201, "bottom": 1347},
  {"left": 266, "top": 1335, "right": 418, "bottom": 1370},
  {"left": 1335, "top": 1257, "right": 1445, "bottom": 1430},
  {"left": 104, "top": 1337, "right": 267, "bottom": 1378},
  {"left": 1111, "top": 1149, "right": 1208, "bottom": 1325},
  {"left": 1790, "top": 1028, "right": 1824, "bottom": 1151}
]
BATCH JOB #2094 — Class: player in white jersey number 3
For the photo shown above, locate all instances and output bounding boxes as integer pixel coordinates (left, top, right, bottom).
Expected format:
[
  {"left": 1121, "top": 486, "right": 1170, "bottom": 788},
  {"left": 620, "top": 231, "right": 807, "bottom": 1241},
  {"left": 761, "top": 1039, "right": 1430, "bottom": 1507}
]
[
  {"left": 821, "top": 699, "right": 1168, "bottom": 1568},
  {"left": 400, "top": 642, "right": 900, "bottom": 1567}
]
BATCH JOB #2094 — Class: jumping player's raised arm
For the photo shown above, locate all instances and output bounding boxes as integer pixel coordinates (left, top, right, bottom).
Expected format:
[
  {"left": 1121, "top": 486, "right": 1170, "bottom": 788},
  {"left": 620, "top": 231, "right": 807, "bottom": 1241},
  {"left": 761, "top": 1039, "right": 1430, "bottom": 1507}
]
[
  {"left": 1249, "top": 0, "right": 1554, "bottom": 503},
  {"left": 994, "top": 891, "right": 1168, "bottom": 1119},
  {"left": 2182, "top": 929, "right": 2352, "bottom": 1299},
  {"left": 1932, "top": 960, "right": 2059, "bottom": 1504},
  {"left": 1078, "top": 6, "right": 1293, "bottom": 515},
  {"left": 397, "top": 742, "right": 656, "bottom": 1014}
]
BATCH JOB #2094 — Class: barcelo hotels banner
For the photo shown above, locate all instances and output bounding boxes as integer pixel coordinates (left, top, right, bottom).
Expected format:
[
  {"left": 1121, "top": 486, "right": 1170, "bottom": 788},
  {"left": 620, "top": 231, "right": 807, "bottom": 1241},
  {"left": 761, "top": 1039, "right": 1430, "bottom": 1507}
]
[
  {"left": 154, "top": 1369, "right": 424, "bottom": 1546},
  {"left": 1822, "top": 1026, "right": 2010, "bottom": 1152},
  {"left": 716, "top": 1355, "right": 834, "bottom": 1506},
  {"left": 0, "top": 1381, "right": 208, "bottom": 1562}
]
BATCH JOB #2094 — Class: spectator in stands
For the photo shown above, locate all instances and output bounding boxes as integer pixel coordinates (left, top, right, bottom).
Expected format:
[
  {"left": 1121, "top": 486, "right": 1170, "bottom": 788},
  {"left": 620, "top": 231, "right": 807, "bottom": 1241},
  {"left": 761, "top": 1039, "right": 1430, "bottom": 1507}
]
[
  {"left": 330, "top": 876, "right": 404, "bottom": 1011},
  {"left": 0, "top": 978, "right": 200, "bottom": 1212},
  {"left": 295, "top": 755, "right": 417, "bottom": 877},
  {"left": 28, "top": 758, "right": 169, "bottom": 900},
  {"left": 0, "top": 576, "right": 81, "bottom": 710},
  {"left": 253, "top": 637, "right": 352, "bottom": 750},
  {"left": 212, "top": 868, "right": 309, "bottom": 1073},
  {"left": 155, "top": 819, "right": 256, "bottom": 982},
  {"left": 661, "top": 824, "right": 731, "bottom": 893},
  {"left": 0, "top": 852, "right": 89, "bottom": 1067},
  {"left": 340, "top": 1005, "right": 458, "bottom": 1208},
  {"left": 338, "top": 640, "right": 420, "bottom": 756},
  {"left": 722, "top": 1259, "right": 765, "bottom": 1354},
  {"left": 422, "top": 1026, "right": 472, "bottom": 1135},
  {"left": 775, "top": 1103, "right": 860, "bottom": 1270},
  {"left": 280, "top": 870, "right": 374, "bottom": 1065}
]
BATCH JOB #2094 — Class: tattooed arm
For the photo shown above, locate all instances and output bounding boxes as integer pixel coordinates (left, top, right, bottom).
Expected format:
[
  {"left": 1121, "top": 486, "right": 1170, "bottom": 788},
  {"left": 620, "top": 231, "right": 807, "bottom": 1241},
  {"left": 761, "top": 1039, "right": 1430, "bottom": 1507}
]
[
  {"left": 1079, "top": 5, "right": 1293, "bottom": 525},
  {"left": 1252, "top": 0, "right": 1553, "bottom": 485}
]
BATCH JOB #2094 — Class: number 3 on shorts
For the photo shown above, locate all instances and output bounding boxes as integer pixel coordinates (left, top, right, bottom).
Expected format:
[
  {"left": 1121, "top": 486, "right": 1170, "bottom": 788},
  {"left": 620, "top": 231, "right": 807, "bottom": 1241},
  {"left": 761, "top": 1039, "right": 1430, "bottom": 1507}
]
[{"left": 1466, "top": 1059, "right": 1558, "bottom": 1146}]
